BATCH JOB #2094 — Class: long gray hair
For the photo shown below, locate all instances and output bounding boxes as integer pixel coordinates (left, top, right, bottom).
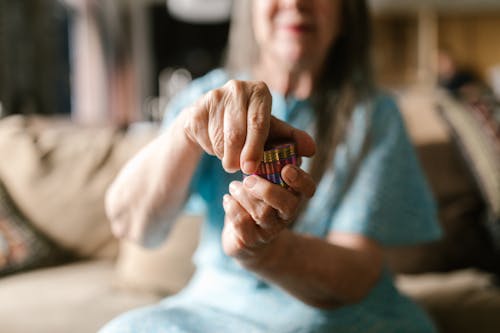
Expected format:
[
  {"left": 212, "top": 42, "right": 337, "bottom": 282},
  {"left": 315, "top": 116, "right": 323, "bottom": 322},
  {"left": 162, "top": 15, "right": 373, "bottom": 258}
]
[{"left": 226, "top": 0, "right": 374, "bottom": 184}]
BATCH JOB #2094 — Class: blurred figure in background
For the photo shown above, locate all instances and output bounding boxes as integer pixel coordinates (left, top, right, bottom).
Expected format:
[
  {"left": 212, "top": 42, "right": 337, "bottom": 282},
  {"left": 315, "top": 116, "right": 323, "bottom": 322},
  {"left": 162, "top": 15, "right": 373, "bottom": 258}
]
[
  {"left": 62, "top": 0, "right": 138, "bottom": 126},
  {"left": 437, "top": 47, "right": 482, "bottom": 102},
  {"left": 102, "top": 0, "right": 441, "bottom": 332},
  {"left": 438, "top": 47, "right": 500, "bottom": 140}
]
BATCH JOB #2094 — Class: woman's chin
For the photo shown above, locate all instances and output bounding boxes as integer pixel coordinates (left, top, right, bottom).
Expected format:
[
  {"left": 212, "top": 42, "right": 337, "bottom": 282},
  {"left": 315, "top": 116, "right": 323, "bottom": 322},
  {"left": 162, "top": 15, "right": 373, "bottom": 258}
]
[{"left": 276, "top": 51, "right": 314, "bottom": 71}]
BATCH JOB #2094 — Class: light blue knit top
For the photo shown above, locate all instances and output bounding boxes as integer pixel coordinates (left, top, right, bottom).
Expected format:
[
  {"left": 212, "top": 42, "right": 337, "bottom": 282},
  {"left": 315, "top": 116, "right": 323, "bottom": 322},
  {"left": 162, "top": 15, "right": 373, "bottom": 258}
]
[{"left": 100, "top": 69, "right": 441, "bottom": 333}]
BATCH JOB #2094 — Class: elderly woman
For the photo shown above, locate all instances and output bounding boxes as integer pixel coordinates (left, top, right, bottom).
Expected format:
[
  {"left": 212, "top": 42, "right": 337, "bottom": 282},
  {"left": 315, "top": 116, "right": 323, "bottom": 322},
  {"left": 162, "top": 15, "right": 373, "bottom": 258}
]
[{"left": 101, "top": 0, "right": 441, "bottom": 332}]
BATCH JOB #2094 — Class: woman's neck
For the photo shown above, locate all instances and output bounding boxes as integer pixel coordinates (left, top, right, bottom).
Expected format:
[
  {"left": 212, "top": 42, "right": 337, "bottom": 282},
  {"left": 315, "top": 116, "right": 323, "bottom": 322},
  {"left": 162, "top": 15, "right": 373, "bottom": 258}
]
[{"left": 253, "top": 58, "right": 320, "bottom": 100}]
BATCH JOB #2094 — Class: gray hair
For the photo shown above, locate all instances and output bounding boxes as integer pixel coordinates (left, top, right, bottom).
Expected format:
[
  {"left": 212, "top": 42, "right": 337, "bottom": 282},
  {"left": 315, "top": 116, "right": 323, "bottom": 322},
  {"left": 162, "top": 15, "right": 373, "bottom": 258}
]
[{"left": 225, "top": 0, "right": 257, "bottom": 73}]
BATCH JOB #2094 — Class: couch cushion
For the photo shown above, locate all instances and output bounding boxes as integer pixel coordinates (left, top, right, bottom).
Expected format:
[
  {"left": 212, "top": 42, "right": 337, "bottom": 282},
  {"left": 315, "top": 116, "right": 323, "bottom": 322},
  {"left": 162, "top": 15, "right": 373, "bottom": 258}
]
[
  {"left": 0, "top": 115, "right": 156, "bottom": 259},
  {"left": 0, "top": 260, "right": 161, "bottom": 333}
]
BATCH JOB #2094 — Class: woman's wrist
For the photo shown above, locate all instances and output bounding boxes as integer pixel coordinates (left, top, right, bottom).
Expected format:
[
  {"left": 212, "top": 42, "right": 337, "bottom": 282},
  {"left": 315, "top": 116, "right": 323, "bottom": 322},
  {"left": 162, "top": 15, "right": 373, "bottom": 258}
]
[{"left": 240, "top": 228, "right": 294, "bottom": 272}]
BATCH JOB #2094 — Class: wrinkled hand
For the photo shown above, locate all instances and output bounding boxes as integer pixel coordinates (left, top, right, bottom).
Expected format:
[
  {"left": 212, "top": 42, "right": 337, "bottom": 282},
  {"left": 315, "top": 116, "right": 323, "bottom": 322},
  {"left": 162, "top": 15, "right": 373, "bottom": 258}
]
[
  {"left": 222, "top": 164, "right": 316, "bottom": 267},
  {"left": 183, "top": 80, "right": 315, "bottom": 174}
]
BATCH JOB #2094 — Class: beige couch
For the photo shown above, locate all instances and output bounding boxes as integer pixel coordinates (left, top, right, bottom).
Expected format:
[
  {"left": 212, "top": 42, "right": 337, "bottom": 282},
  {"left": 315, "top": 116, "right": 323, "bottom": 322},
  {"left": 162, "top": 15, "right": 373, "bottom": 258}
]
[{"left": 0, "top": 89, "right": 499, "bottom": 333}]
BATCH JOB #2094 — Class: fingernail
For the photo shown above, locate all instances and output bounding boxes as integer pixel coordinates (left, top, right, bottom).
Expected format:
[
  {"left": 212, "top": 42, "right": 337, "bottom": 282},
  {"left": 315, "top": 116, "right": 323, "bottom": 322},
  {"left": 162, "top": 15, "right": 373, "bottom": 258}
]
[
  {"left": 285, "top": 165, "right": 298, "bottom": 182},
  {"left": 222, "top": 194, "right": 230, "bottom": 205},
  {"left": 243, "top": 161, "right": 258, "bottom": 174},
  {"left": 229, "top": 181, "right": 239, "bottom": 194},
  {"left": 244, "top": 176, "right": 257, "bottom": 188}
]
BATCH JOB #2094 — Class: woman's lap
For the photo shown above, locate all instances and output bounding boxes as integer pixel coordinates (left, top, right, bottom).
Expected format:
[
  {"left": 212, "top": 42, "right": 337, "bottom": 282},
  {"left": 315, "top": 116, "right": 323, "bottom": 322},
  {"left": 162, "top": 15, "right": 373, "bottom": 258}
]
[{"left": 98, "top": 300, "right": 267, "bottom": 333}]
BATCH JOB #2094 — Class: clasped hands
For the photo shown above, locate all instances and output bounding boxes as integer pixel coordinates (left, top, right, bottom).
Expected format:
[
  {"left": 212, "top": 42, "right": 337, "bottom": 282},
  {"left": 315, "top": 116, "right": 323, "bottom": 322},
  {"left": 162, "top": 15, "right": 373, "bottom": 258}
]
[{"left": 183, "top": 80, "right": 317, "bottom": 267}]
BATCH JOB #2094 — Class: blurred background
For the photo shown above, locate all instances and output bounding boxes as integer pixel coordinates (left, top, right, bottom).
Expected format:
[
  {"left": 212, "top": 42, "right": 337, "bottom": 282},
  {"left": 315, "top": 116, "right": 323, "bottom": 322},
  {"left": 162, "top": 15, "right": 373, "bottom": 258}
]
[
  {"left": 0, "top": 0, "right": 499, "bottom": 125},
  {"left": 0, "top": 0, "right": 231, "bottom": 125},
  {"left": 0, "top": 1, "right": 499, "bottom": 333}
]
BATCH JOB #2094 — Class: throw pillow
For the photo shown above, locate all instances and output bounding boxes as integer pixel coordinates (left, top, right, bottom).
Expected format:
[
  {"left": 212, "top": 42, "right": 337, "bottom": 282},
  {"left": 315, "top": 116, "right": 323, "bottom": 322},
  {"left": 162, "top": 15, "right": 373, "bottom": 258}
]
[
  {"left": 0, "top": 181, "right": 67, "bottom": 277},
  {"left": 386, "top": 89, "right": 497, "bottom": 274},
  {"left": 0, "top": 115, "right": 157, "bottom": 259},
  {"left": 437, "top": 91, "right": 500, "bottom": 252}
]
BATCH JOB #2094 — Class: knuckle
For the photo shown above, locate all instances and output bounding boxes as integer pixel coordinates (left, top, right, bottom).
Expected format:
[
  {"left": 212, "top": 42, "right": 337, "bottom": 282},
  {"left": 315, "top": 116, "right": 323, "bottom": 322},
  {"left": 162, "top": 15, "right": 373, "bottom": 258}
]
[
  {"left": 253, "top": 204, "right": 274, "bottom": 222},
  {"left": 291, "top": 169, "right": 316, "bottom": 198},
  {"left": 227, "top": 201, "right": 246, "bottom": 225},
  {"left": 262, "top": 206, "right": 276, "bottom": 220},
  {"left": 270, "top": 188, "right": 296, "bottom": 213},
  {"left": 254, "top": 81, "right": 271, "bottom": 97},
  {"left": 225, "top": 79, "right": 244, "bottom": 94},
  {"left": 248, "top": 110, "right": 267, "bottom": 132},
  {"left": 225, "top": 128, "right": 244, "bottom": 147},
  {"left": 256, "top": 227, "right": 276, "bottom": 244},
  {"left": 277, "top": 196, "right": 297, "bottom": 219},
  {"left": 249, "top": 209, "right": 261, "bottom": 222},
  {"left": 232, "top": 211, "right": 247, "bottom": 228},
  {"left": 256, "top": 231, "right": 270, "bottom": 245},
  {"left": 251, "top": 82, "right": 272, "bottom": 104},
  {"left": 207, "top": 89, "right": 223, "bottom": 102},
  {"left": 239, "top": 232, "right": 255, "bottom": 248},
  {"left": 233, "top": 236, "right": 247, "bottom": 252},
  {"left": 259, "top": 220, "right": 280, "bottom": 236}
]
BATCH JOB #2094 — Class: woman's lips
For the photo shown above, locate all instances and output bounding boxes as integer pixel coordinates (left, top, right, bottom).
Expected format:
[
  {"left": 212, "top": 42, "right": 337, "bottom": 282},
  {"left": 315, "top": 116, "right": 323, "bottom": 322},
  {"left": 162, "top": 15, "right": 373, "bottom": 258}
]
[{"left": 279, "top": 23, "right": 313, "bottom": 35}]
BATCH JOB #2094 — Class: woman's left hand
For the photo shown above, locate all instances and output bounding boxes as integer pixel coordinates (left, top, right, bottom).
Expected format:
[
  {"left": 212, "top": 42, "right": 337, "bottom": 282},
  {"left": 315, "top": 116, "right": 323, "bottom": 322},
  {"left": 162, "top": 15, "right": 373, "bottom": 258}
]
[{"left": 222, "top": 164, "right": 316, "bottom": 267}]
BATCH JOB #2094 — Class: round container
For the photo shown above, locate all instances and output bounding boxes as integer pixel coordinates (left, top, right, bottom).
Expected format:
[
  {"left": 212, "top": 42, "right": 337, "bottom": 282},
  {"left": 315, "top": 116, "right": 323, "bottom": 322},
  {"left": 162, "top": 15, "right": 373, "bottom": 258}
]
[{"left": 243, "top": 142, "right": 297, "bottom": 188}]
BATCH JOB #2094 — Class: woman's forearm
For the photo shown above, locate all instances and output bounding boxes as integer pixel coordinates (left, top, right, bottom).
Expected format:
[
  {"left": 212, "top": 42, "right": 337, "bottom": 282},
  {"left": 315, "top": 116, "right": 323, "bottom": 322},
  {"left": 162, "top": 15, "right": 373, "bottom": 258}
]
[
  {"left": 105, "top": 110, "right": 203, "bottom": 247},
  {"left": 245, "top": 229, "right": 383, "bottom": 309}
]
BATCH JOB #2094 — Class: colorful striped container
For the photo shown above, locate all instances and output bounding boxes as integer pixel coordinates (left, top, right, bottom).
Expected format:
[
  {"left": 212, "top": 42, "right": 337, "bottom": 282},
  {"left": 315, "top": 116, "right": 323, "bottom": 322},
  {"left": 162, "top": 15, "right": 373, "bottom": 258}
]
[{"left": 244, "top": 142, "right": 297, "bottom": 188}]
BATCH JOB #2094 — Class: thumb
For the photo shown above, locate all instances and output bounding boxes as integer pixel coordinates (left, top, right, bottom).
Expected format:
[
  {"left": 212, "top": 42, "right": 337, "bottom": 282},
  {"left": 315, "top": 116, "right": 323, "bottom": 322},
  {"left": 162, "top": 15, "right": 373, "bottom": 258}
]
[{"left": 268, "top": 116, "right": 316, "bottom": 157}]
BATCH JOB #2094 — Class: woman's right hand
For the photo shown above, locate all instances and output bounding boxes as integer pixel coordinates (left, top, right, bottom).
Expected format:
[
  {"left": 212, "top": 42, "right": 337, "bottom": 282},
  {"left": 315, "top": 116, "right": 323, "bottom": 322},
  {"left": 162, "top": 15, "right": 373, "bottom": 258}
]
[{"left": 182, "top": 80, "right": 316, "bottom": 175}]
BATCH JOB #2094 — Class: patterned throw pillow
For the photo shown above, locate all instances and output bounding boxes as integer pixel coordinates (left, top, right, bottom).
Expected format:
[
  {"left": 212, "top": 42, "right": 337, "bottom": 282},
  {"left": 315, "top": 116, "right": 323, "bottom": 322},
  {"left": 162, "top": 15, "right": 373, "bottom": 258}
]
[
  {"left": 437, "top": 90, "right": 500, "bottom": 251},
  {"left": 0, "top": 182, "right": 67, "bottom": 277}
]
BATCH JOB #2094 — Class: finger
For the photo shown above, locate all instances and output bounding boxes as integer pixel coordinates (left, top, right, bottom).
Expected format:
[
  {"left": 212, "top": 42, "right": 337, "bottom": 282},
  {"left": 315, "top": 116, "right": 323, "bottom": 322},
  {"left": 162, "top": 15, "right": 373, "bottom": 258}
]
[
  {"left": 228, "top": 181, "right": 281, "bottom": 230},
  {"left": 240, "top": 82, "right": 272, "bottom": 175},
  {"left": 202, "top": 89, "right": 226, "bottom": 160},
  {"left": 222, "top": 195, "right": 254, "bottom": 258},
  {"left": 222, "top": 80, "right": 248, "bottom": 173},
  {"left": 268, "top": 116, "right": 316, "bottom": 157},
  {"left": 222, "top": 194, "right": 262, "bottom": 250},
  {"left": 281, "top": 165, "right": 316, "bottom": 198},
  {"left": 183, "top": 106, "right": 214, "bottom": 155},
  {"left": 242, "top": 175, "right": 299, "bottom": 221}
]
